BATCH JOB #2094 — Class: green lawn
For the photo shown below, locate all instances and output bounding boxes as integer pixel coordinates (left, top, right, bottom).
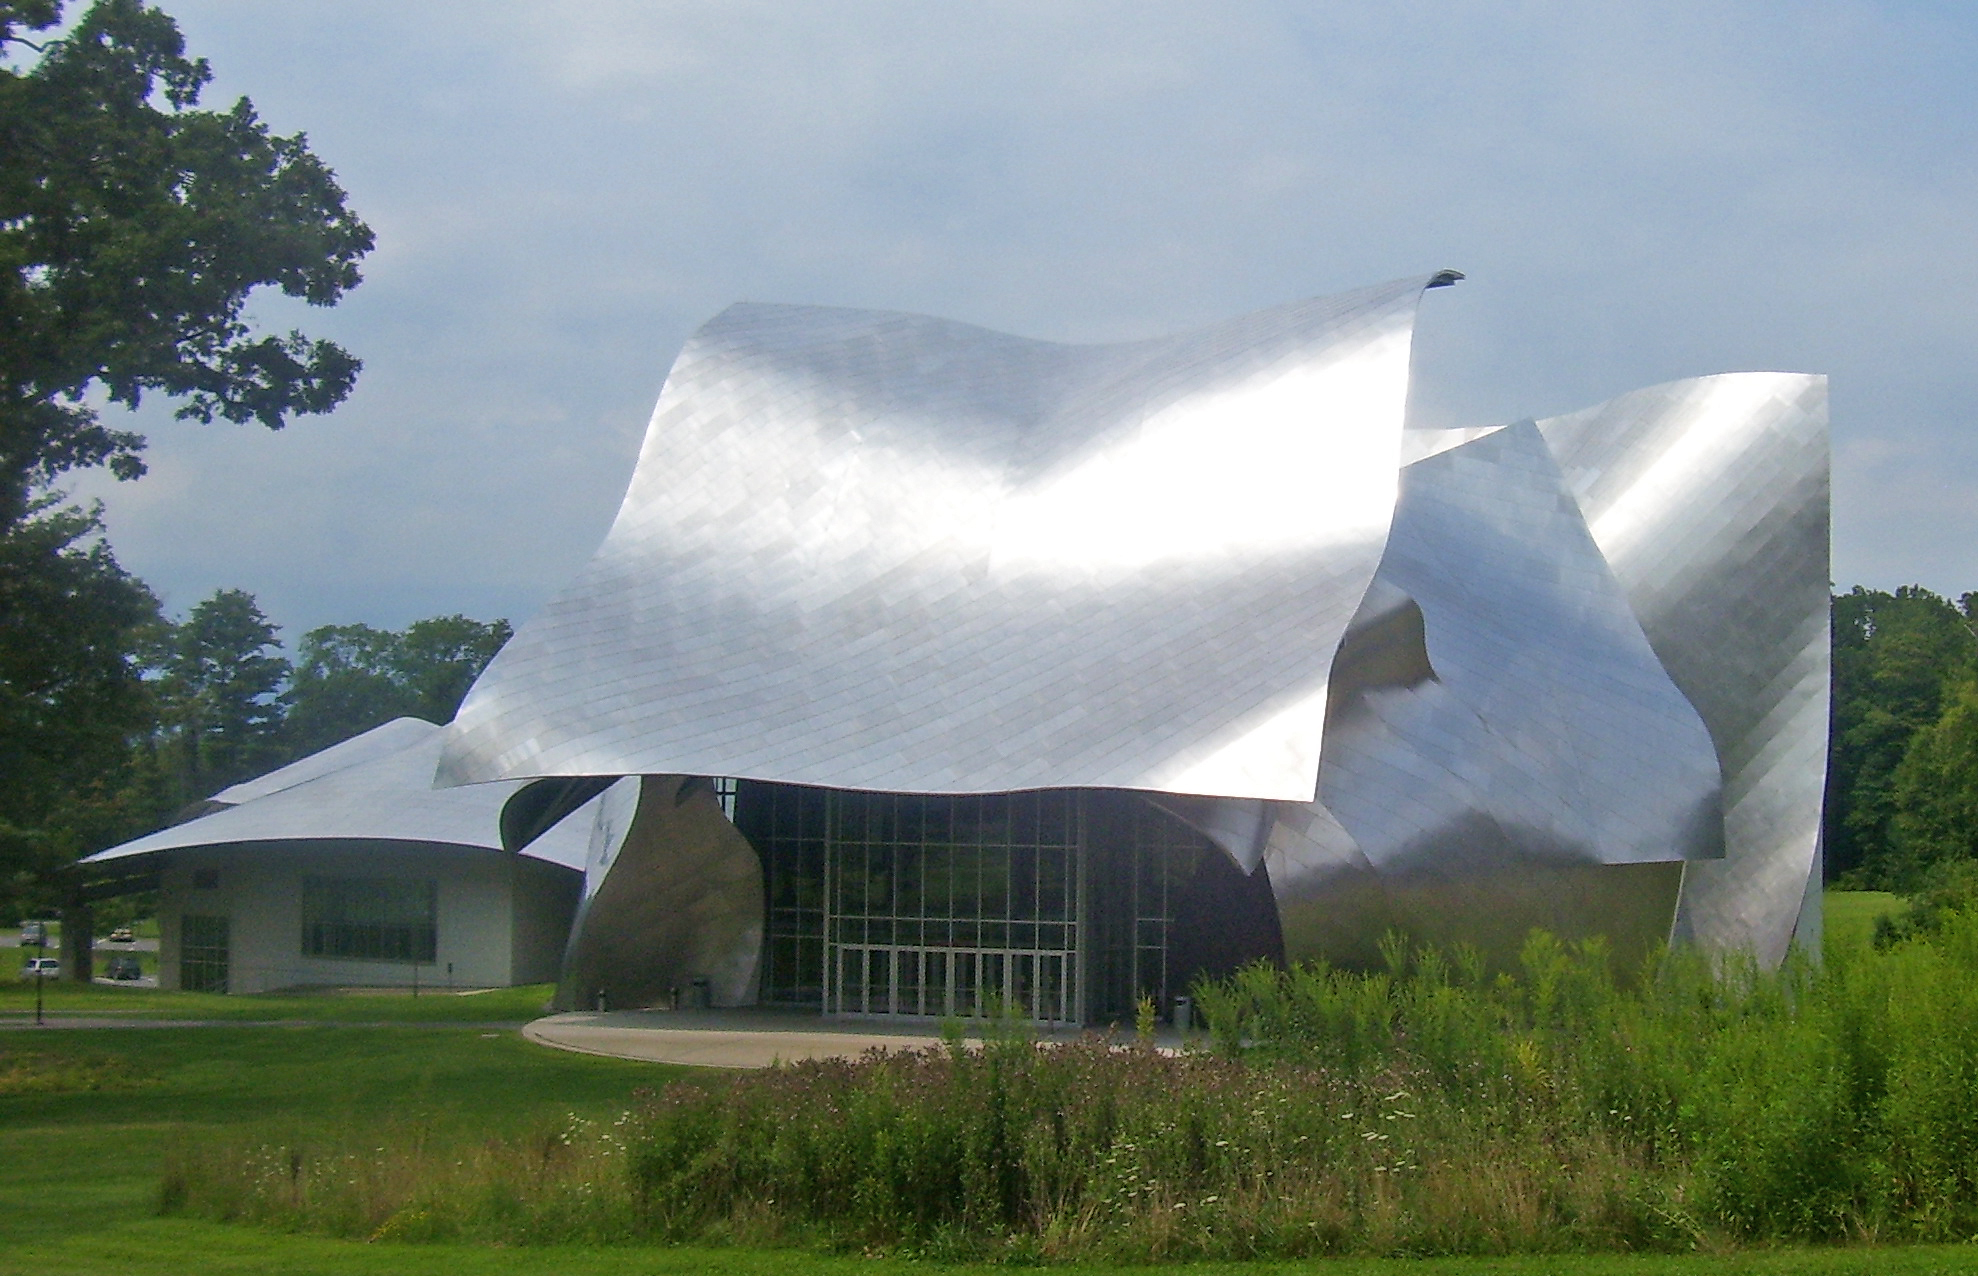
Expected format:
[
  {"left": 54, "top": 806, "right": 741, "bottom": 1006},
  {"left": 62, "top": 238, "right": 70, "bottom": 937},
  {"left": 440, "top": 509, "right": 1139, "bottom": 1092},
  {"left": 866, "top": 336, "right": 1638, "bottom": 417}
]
[
  {"left": 0, "top": 969, "right": 561, "bottom": 1023},
  {"left": 1826, "top": 889, "right": 1904, "bottom": 952},
  {"left": 5, "top": 902, "right": 1978, "bottom": 1274}
]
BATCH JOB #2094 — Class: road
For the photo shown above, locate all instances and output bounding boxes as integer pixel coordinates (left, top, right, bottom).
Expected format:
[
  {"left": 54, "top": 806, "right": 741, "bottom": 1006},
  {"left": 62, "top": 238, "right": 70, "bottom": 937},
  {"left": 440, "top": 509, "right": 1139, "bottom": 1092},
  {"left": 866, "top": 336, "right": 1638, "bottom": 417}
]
[{"left": 3, "top": 933, "right": 159, "bottom": 952}]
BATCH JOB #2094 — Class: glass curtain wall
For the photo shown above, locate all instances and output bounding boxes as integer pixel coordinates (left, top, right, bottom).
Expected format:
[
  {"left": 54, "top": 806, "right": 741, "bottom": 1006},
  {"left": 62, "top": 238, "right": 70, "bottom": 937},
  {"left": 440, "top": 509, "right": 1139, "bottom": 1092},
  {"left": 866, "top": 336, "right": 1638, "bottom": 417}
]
[
  {"left": 180, "top": 914, "right": 230, "bottom": 993},
  {"left": 1081, "top": 793, "right": 1206, "bottom": 1023},
  {"left": 739, "top": 782, "right": 1215, "bottom": 1025}
]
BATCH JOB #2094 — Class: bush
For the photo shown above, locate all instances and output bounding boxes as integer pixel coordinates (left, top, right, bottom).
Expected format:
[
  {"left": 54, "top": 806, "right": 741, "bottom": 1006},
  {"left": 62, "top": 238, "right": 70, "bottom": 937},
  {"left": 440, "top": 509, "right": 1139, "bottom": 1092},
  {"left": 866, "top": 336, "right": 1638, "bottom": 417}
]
[{"left": 167, "top": 912, "right": 1978, "bottom": 1259}]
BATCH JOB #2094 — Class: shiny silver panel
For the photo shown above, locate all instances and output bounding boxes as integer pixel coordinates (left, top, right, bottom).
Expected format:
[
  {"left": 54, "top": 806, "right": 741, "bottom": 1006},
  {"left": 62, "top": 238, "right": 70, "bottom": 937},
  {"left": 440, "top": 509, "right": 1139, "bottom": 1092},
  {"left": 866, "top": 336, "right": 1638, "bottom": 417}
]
[
  {"left": 1265, "top": 422, "right": 1724, "bottom": 967},
  {"left": 84, "top": 719, "right": 597, "bottom": 872},
  {"left": 555, "top": 774, "right": 763, "bottom": 1012},
  {"left": 440, "top": 277, "right": 1436, "bottom": 802},
  {"left": 1318, "top": 420, "right": 1723, "bottom": 874},
  {"left": 436, "top": 279, "right": 1828, "bottom": 975},
  {"left": 1537, "top": 374, "right": 1830, "bottom": 964}
]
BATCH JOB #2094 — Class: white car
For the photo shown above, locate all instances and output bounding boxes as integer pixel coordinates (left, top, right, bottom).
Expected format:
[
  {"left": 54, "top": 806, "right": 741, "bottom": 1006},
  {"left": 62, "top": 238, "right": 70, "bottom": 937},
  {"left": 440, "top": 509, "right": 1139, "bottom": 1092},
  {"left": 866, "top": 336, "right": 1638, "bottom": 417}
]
[{"left": 19, "top": 957, "right": 59, "bottom": 979}]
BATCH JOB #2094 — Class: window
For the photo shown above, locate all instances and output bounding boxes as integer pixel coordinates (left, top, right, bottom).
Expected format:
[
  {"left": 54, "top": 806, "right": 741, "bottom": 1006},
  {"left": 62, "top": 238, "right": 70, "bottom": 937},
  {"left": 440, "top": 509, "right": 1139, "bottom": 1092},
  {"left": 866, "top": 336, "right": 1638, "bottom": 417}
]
[
  {"left": 181, "top": 914, "right": 229, "bottom": 992},
  {"left": 301, "top": 877, "right": 437, "bottom": 963}
]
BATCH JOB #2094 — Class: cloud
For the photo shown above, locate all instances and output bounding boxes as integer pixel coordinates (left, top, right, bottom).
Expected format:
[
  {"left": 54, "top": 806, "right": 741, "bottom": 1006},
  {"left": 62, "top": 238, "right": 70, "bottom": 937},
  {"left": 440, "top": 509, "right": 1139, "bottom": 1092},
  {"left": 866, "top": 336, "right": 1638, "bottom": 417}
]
[{"left": 67, "top": 0, "right": 1978, "bottom": 634}]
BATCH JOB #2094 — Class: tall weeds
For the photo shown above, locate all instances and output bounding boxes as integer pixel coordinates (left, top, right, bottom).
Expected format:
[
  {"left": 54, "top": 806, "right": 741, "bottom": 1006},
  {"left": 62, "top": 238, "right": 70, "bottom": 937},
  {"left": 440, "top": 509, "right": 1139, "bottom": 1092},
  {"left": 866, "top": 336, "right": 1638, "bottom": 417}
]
[{"left": 165, "top": 911, "right": 1978, "bottom": 1259}]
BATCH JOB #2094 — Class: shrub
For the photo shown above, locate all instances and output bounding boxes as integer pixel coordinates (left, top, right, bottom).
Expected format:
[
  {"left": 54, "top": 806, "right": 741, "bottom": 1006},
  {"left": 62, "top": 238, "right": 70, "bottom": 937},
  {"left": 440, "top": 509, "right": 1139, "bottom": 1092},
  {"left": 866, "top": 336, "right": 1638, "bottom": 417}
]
[{"left": 167, "top": 911, "right": 1978, "bottom": 1259}]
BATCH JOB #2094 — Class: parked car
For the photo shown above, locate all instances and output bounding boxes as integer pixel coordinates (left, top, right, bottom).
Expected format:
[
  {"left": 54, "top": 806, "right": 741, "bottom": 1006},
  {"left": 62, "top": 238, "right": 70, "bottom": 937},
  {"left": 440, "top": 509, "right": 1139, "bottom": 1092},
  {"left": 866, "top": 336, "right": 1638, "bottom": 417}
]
[
  {"left": 107, "top": 926, "right": 135, "bottom": 944},
  {"left": 104, "top": 954, "right": 143, "bottom": 981},
  {"left": 18, "top": 920, "right": 49, "bottom": 947},
  {"left": 19, "top": 957, "right": 59, "bottom": 979}
]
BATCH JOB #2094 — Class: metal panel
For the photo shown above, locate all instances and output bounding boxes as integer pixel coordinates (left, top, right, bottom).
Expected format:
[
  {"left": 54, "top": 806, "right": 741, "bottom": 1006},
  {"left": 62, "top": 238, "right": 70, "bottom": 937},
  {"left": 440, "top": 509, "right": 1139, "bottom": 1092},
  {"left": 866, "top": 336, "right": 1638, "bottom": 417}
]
[
  {"left": 82, "top": 719, "right": 597, "bottom": 873},
  {"left": 1267, "top": 421, "right": 1722, "bottom": 967},
  {"left": 432, "top": 279, "right": 1828, "bottom": 974},
  {"left": 1536, "top": 374, "right": 1830, "bottom": 963},
  {"left": 439, "top": 277, "right": 1439, "bottom": 802},
  {"left": 1319, "top": 420, "right": 1723, "bottom": 875},
  {"left": 554, "top": 774, "right": 763, "bottom": 1012}
]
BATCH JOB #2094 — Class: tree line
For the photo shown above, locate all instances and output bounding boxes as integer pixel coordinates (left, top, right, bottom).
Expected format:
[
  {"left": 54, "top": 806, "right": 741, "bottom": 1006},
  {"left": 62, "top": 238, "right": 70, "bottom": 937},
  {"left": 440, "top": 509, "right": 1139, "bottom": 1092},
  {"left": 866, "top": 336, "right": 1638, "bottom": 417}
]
[
  {"left": 1827, "top": 584, "right": 1978, "bottom": 892},
  {"left": 0, "top": 578, "right": 508, "bottom": 919}
]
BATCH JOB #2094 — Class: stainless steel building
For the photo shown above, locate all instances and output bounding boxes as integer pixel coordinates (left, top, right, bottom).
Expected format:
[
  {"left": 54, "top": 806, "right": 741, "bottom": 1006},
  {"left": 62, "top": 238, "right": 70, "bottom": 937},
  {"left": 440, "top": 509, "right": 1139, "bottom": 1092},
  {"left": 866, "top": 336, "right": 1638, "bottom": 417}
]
[{"left": 440, "top": 274, "right": 1829, "bottom": 1020}]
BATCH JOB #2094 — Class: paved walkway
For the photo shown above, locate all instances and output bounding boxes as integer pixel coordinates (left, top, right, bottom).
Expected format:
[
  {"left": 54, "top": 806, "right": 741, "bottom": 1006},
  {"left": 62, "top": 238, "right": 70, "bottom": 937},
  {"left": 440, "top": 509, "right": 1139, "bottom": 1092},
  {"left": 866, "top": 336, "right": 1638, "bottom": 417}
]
[
  {"left": 0, "top": 1016, "right": 529, "bottom": 1031},
  {"left": 523, "top": 1007, "right": 1105, "bottom": 1068}
]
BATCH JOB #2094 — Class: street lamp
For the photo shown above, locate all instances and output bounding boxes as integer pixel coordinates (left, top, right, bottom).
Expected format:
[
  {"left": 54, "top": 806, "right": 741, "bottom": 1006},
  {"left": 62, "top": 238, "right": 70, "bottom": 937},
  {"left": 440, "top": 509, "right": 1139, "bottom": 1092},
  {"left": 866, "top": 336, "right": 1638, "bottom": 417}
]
[{"left": 32, "top": 927, "right": 45, "bottom": 1027}]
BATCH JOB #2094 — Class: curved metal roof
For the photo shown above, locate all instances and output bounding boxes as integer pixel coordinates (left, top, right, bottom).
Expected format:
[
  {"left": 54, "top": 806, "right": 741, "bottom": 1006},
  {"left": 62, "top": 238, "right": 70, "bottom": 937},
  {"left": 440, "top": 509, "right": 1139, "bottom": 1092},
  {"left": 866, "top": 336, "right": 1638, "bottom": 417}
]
[
  {"left": 83, "top": 719, "right": 594, "bottom": 871},
  {"left": 439, "top": 276, "right": 1439, "bottom": 802},
  {"left": 429, "top": 278, "right": 1829, "bottom": 964}
]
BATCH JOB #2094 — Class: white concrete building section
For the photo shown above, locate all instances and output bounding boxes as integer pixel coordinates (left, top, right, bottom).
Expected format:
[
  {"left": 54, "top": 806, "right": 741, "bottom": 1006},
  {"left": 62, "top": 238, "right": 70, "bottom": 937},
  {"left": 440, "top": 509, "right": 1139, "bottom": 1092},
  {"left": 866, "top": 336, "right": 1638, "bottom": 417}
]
[
  {"left": 155, "top": 841, "right": 576, "bottom": 993},
  {"left": 85, "top": 718, "right": 598, "bottom": 994}
]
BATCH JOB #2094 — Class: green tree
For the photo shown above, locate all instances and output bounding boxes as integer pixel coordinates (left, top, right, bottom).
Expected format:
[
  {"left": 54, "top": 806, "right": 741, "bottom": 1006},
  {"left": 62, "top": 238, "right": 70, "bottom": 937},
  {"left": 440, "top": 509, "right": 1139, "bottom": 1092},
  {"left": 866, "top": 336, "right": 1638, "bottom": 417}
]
[
  {"left": 0, "top": 0, "right": 368, "bottom": 923},
  {"left": 158, "top": 587, "right": 288, "bottom": 797},
  {"left": 283, "top": 614, "right": 511, "bottom": 755},
  {"left": 1888, "top": 679, "right": 1978, "bottom": 884},
  {"left": 0, "top": 0, "right": 373, "bottom": 523},
  {"left": 0, "top": 497, "right": 160, "bottom": 908},
  {"left": 1826, "top": 586, "right": 1978, "bottom": 885}
]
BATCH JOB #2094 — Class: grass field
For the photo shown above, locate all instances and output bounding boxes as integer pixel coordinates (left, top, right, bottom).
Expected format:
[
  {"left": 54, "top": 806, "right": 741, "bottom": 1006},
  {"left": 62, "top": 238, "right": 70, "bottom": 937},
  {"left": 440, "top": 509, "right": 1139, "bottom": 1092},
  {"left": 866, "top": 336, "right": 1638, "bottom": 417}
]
[
  {"left": 1823, "top": 890, "right": 1904, "bottom": 950},
  {"left": 5, "top": 894, "right": 1978, "bottom": 1274},
  {"left": 0, "top": 968, "right": 562, "bottom": 1023}
]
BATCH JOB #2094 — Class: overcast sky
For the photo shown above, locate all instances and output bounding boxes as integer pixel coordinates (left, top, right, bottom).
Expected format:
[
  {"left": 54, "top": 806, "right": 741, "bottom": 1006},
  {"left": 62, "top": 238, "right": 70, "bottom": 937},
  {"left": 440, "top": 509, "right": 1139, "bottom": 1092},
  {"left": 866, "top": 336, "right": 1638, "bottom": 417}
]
[{"left": 58, "top": 0, "right": 1978, "bottom": 639}]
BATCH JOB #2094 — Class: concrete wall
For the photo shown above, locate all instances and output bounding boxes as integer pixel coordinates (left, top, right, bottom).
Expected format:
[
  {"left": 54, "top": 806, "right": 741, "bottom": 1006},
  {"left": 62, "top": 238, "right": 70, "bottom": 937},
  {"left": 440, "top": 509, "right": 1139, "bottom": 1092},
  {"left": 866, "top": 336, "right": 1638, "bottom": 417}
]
[
  {"left": 510, "top": 856, "right": 581, "bottom": 985},
  {"left": 157, "top": 841, "right": 579, "bottom": 993}
]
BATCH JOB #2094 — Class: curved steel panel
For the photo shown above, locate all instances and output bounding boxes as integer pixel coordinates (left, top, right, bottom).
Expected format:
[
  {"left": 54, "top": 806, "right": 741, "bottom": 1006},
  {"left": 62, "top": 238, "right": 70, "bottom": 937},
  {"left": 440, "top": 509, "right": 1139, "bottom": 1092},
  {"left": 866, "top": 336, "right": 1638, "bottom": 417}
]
[
  {"left": 555, "top": 774, "right": 763, "bottom": 1012},
  {"left": 1266, "top": 422, "right": 1722, "bottom": 966},
  {"left": 1535, "top": 374, "right": 1830, "bottom": 963},
  {"left": 81, "top": 719, "right": 596, "bottom": 872},
  {"left": 440, "top": 277, "right": 1438, "bottom": 802},
  {"left": 1320, "top": 420, "right": 1723, "bottom": 875}
]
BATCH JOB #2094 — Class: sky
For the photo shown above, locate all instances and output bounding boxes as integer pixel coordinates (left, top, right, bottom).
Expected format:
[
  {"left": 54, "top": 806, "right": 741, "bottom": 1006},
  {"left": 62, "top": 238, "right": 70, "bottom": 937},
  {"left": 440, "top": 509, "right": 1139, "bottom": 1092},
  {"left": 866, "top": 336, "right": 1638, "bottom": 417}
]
[{"left": 52, "top": 0, "right": 1978, "bottom": 640}]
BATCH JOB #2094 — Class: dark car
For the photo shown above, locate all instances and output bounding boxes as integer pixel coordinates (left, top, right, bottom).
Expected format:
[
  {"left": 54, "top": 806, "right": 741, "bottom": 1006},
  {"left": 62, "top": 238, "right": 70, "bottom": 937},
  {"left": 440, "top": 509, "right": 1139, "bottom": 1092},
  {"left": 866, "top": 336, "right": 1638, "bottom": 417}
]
[{"left": 104, "top": 954, "right": 143, "bottom": 981}]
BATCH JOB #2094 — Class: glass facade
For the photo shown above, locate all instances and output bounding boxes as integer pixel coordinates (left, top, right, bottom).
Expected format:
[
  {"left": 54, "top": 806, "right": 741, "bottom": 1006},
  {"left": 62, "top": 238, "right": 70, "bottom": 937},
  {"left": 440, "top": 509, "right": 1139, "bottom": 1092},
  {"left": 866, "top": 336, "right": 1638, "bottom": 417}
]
[
  {"left": 301, "top": 877, "right": 438, "bottom": 963},
  {"left": 735, "top": 782, "right": 1209, "bottom": 1024},
  {"left": 180, "top": 913, "right": 230, "bottom": 993}
]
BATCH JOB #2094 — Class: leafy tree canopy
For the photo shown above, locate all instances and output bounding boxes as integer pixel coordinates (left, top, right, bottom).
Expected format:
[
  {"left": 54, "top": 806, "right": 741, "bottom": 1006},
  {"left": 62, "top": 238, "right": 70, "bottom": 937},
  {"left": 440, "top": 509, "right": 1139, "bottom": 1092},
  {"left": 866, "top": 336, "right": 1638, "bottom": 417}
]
[
  {"left": 0, "top": 496, "right": 158, "bottom": 895},
  {"left": 155, "top": 586, "right": 287, "bottom": 795},
  {"left": 283, "top": 614, "right": 511, "bottom": 756},
  {"left": 0, "top": 0, "right": 373, "bottom": 523},
  {"left": 1827, "top": 585, "right": 1978, "bottom": 887}
]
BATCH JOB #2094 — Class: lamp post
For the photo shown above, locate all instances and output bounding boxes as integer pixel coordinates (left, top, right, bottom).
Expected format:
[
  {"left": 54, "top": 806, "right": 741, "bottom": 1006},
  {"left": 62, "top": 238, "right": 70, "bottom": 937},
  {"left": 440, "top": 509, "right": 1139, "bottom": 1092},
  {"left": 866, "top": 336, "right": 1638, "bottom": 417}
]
[{"left": 32, "top": 930, "right": 45, "bottom": 1027}]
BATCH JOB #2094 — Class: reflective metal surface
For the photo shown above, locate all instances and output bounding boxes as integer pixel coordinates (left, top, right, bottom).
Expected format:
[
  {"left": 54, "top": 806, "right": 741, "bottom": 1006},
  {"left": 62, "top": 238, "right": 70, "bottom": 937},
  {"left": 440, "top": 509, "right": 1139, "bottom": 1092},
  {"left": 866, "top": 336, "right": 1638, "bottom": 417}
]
[
  {"left": 1537, "top": 374, "right": 1830, "bottom": 964},
  {"left": 1268, "top": 421, "right": 1726, "bottom": 966},
  {"left": 555, "top": 774, "right": 763, "bottom": 1012},
  {"left": 438, "top": 282, "right": 1828, "bottom": 972},
  {"left": 84, "top": 719, "right": 597, "bottom": 872},
  {"left": 440, "top": 276, "right": 1436, "bottom": 802},
  {"left": 1319, "top": 420, "right": 1723, "bottom": 877}
]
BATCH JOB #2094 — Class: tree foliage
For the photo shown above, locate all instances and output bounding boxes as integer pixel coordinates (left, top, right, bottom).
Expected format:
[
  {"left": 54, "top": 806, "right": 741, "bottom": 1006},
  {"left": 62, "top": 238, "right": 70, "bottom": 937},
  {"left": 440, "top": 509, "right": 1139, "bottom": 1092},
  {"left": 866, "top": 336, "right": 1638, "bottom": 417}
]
[
  {"left": 154, "top": 587, "right": 288, "bottom": 797},
  {"left": 0, "top": 0, "right": 373, "bottom": 522},
  {"left": 1888, "top": 679, "right": 1978, "bottom": 876},
  {"left": 283, "top": 614, "right": 512, "bottom": 757},
  {"left": 0, "top": 0, "right": 371, "bottom": 915},
  {"left": 0, "top": 496, "right": 160, "bottom": 897},
  {"left": 1826, "top": 585, "right": 1978, "bottom": 887}
]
